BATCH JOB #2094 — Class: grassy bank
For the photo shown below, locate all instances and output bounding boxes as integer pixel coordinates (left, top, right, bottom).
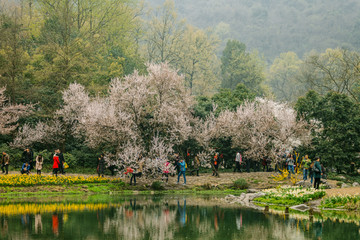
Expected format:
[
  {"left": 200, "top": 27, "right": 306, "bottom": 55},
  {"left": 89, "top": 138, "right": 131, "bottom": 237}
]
[{"left": 253, "top": 186, "right": 326, "bottom": 206}]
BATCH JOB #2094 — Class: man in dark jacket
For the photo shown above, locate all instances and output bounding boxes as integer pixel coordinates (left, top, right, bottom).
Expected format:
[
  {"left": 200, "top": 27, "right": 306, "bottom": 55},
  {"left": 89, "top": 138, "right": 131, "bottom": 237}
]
[
  {"left": 313, "top": 157, "right": 323, "bottom": 189},
  {"left": 22, "top": 148, "right": 34, "bottom": 172},
  {"left": 97, "top": 153, "right": 105, "bottom": 177},
  {"left": 56, "top": 149, "right": 65, "bottom": 174}
]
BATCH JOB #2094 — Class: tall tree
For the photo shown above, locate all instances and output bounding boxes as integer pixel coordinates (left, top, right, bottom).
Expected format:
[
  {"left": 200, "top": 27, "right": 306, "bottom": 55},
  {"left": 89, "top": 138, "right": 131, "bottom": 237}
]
[
  {"left": 299, "top": 48, "right": 360, "bottom": 102},
  {"left": 220, "top": 40, "right": 265, "bottom": 94},
  {"left": 296, "top": 91, "right": 360, "bottom": 172},
  {"left": 0, "top": 4, "right": 30, "bottom": 101},
  {"left": 174, "top": 25, "right": 220, "bottom": 95},
  {"left": 4, "top": 0, "right": 145, "bottom": 113},
  {"left": 268, "top": 51, "right": 304, "bottom": 102},
  {"left": 144, "top": 0, "right": 185, "bottom": 64}
]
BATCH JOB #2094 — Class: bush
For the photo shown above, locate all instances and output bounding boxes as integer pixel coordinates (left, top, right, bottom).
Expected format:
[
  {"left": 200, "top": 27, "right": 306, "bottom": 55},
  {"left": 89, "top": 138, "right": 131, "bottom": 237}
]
[
  {"left": 202, "top": 183, "right": 213, "bottom": 190},
  {"left": 233, "top": 178, "right": 249, "bottom": 190},
  {"left": 151, "top": 181, "right": 165, "bottom": 190},
  {"left": 336, "top": 181, "right": 343, "bottom": 187}
]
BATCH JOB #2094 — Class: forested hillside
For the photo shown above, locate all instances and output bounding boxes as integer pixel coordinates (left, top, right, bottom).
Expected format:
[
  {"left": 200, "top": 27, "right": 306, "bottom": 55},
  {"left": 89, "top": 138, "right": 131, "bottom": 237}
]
[{"left": 147, "top": 0, "right": 360, "bottom": 61}]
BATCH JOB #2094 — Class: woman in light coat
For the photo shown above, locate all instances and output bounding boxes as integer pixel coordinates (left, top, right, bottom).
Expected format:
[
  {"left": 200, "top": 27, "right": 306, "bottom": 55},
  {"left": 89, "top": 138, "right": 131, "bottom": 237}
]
[{"left": 35, "top": 155, "right": 44, "bottom": 175}]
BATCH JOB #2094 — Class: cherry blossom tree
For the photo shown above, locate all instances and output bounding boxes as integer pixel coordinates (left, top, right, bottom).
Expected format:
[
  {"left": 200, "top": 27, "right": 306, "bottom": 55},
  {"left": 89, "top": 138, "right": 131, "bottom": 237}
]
[
  {"left": 11, "top": 120, "right": 65, "bottom": 149},
  {"left": 13, "top": 63, "right": 192, "bottom": 177},
  {"left": 0, "top": 87, "right": 32, "bottom": 135},
  {"left": 195, "top": 98, "right": 312, "bottom": 163}
]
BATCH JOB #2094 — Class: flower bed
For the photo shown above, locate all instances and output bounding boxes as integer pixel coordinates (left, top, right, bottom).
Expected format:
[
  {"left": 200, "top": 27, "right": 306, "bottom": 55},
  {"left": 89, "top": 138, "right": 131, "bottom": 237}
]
[
  {"left": 0, "top": 174, "right": 122, "bottom": 187},
  {"left": 254, "top": 185, "right": 325, "bottom": 206},
  {"left": 321, "top": 195, "right": 360, "bottom": 210}
]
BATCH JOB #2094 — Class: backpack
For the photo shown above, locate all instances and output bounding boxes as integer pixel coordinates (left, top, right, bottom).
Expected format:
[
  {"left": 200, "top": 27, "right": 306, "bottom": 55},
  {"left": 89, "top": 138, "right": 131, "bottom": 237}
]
[
  {"left": 310, "top": 162, "right": 314, "bottom": 169},
  {"left": 312, "top": 163, "right": 320, "bottom": 173}
]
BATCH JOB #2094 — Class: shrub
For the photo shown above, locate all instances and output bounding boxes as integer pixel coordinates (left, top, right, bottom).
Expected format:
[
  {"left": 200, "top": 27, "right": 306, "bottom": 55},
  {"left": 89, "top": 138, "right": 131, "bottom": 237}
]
[
  {"left": 336, "top": 181, "right": 344, "bottom": 187},
  {"left": 151, "top": 181, "right": 164, "bottom": 190},
  {"left": 202, "top": 183, "right": 213, "bottom": 190},
  {"left": 62, "top": 152, "right": 77, "bottom": 168},
  {"left": 233, "top": 178, "right": 249, "bottom": 190}
]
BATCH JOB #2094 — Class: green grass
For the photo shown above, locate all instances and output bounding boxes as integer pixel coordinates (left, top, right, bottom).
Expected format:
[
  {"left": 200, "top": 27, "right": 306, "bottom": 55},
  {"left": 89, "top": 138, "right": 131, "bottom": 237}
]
[
  {"left": 321, "top": 195, "right": 360, "bottom": 210},
  {"left": 254, "top": 196, "right": 301, "bottom": 206}
]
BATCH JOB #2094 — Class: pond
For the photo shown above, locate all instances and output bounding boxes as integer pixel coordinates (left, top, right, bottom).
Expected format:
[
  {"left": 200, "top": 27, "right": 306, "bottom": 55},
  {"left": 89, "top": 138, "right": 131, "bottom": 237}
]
[{"left": 0, "top": 194, "right": 359, "bottom": 240}]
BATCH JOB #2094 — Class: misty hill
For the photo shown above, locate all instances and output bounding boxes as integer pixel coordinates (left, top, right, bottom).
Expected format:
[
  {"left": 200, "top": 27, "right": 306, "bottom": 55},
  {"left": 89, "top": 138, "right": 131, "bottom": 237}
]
[{"left": 146, "top": 0, "right": 360, "bottom": 61}]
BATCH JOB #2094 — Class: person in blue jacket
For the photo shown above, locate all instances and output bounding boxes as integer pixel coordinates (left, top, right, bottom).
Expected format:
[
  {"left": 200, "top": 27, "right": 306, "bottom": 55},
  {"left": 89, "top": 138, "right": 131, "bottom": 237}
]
[
  {"left": 21, "top": 162, "right": 30, "bottom": 175},
  {"left": 177, "top": 159, "right": 186, "bottom": 185}
]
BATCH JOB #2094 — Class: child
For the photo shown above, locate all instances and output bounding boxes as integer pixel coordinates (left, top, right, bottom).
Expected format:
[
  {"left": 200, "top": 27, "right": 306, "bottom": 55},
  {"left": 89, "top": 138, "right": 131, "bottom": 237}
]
[
  {"left": 124, "top": 167, "right": 134, "bottom": 185},
  {"left": 162, "top": 161, "right": 170, "bottom": 183},
  {"left": 35, "top": 155, "right": 44, "bottom": 175}
]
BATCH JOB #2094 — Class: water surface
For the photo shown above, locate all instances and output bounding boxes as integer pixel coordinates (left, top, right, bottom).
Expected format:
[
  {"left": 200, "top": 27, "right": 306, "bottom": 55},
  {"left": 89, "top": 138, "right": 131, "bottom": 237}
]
[{"left": 0, "top": 195, "right": 359, "bottom": 240}]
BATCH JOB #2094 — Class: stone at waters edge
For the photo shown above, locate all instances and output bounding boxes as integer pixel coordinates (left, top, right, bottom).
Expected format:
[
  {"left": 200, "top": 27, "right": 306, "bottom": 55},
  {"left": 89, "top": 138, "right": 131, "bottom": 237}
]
[
  {"left": 290, "top": 204, "right": 310, "bottom": 212},
  {"left": 341, "top": 183, "right": 349, "bottom": 188},
  {"left": 352, "top": 182, "right": 359, "bottom": 187}
]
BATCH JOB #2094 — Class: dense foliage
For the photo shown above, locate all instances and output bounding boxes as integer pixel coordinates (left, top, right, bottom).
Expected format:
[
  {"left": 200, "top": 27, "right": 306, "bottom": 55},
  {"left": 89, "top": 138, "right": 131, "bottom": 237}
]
[
  {"left": 296, "top": 91, "right": 360, "bottom": 172},
  {"left": 1, "top": 0, "right": 360, "bottom": 174}
]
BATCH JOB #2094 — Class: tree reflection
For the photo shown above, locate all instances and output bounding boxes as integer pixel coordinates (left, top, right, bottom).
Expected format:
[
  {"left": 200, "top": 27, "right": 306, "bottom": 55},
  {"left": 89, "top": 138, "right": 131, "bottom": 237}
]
[
  {"left": 104, "top": 198, "right": 177, "bottom": 240},
  {"left": 0, "top": 196, "right": 357, "bottom": 239}
]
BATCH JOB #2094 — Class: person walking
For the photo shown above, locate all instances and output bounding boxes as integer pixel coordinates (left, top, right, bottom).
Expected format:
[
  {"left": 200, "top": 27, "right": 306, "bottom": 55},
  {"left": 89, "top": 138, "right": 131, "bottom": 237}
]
[
  {"left": 309, "top": 161, "right": 315, "bottom": 184},
  {"left": 35, "top": 155, "right": 44, "bottom": 175},
  {"left": 234, "top": 151, "right": 242, "bottom": 172},
  {"left": 212, "top": 153, "right": 220, "bottom": 177},
  {"left": 302, "top": 155, "right": 311, "bottom": 181},
  {"left": 56, "top": 149, "right": 65, "bottom": 174},
  {"left": 124, "top": 167, "right": 134, "bottom": 184},
  {"left": 194, "top": 154, "right": 200, "bottom": 176},
  {"left": 130, "top": 161, "right": 143, "bottom": 186},
  {"left": 286, "top": 154, "right": 295, "bottom": 175},
  {"left": 1, "top": 152, "right": 10, "bottom": 174},
  {"left": 97, "top": 153, "right": 105, "bottom": 177},
  {"left": 190, "top": 154, "right": 200, "bottom": 176},
  {"left": 262, "top": 156, "right": 268, "bottom": 172},
  {"left": 173, "top": 153, "right": 180, "bottom": 175},
  {"left": 53, "top": 153, "right": 60, "bottom": 177},
  {"left": 177, "top": 159, "right": 186, "bottom": 185},
  {"left": 313, "top": 157, "right": 323, "bottom": 189}
]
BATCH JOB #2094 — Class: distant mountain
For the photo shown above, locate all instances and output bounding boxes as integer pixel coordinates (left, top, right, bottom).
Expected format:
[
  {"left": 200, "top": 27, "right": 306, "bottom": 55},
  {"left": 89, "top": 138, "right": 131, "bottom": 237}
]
[{"left": 146, "top": 0, "right": 360, "bottom": 61}]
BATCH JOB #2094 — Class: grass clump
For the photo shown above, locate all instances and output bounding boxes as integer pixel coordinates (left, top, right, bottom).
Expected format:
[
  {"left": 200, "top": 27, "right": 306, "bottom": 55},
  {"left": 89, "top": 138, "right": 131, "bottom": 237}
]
[
  {"left": 233, "top": 178, "right": 249, "bottom": 190},
  {"left": 151, "top": 181, "right": 165, "bottom": 191}
]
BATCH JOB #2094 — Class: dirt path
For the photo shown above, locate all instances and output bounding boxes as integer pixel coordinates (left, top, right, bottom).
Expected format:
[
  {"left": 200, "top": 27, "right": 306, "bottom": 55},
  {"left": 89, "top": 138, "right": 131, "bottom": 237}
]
[
  {"left": 128, "top": 172, "right": 281, "bottom": 189},
  {"left": 325, "top": 187, "right": 360, "bottom": 197},
  {"left": 6, "top": 171, "right": 359, "bottom": 195}
]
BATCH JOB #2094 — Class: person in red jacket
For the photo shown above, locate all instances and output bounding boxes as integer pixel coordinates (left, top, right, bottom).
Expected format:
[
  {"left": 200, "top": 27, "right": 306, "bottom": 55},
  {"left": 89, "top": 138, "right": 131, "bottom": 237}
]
[{"left": 53, "top": 153, "right": 60, "bottom": 177}]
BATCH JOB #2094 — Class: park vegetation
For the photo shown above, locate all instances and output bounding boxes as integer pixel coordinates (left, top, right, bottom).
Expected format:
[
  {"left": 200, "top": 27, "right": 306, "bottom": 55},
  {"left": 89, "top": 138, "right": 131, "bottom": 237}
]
[{"left": 0, "top": 0, "right": 360, "bottom": 176}]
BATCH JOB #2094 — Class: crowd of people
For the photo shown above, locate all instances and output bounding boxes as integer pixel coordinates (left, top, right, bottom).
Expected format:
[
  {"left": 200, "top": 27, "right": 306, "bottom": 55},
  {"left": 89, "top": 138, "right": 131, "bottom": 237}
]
[
  {"left": 122, "top": 150, "right": 327, "bottom": 189},
  {"left": 1, "top": 147, "right": 326, "bottom": 189},
  {"left": 1, "top": 148, "right": 67, "bottom": 177}
]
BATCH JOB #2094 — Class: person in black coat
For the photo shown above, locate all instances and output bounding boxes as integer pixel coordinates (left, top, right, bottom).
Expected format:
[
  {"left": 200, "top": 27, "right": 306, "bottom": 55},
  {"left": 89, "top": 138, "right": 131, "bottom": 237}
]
[
  {"left": 97, "top": 153, "right": 105, "bottom": 177},
  {"left": 22, "top": 148, "right": 34, "bottom": 171}
]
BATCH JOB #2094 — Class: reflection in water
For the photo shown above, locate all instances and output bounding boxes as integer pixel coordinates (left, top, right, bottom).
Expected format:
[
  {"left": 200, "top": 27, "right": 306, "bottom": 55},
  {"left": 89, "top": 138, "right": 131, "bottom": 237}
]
[
  {"left": 34, "top": 214, "right": 42, "bottom": 234},
  {"left": 104, "top": 198, "right": 177, "bottom": 240},
  {"left": 236, "top": 213, "right": 242, "bottom": 230},
  {"left": 178, "top": 199, "right": 186, "bottom": 226},
  {"left": 0, "top": 195, "right": 358, "bottom": 240}
]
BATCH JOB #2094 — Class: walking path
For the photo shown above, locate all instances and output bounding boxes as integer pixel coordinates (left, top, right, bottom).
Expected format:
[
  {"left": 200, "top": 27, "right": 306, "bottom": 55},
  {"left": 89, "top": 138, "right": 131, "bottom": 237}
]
[
  {"left": 325, "top": 187, "right": 360, "bottom": 197},
  {"left": 3, "top": 171, "right": 360, "bottom": 196}
]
